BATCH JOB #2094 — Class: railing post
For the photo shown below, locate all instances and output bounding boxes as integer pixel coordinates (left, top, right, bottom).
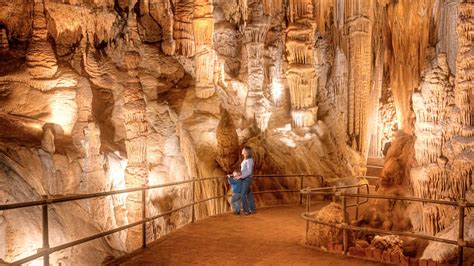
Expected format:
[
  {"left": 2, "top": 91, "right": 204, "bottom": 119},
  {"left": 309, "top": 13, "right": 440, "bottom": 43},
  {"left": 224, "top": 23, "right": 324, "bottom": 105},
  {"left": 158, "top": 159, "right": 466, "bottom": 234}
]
[
  {"left": 41, "top": 195, "right": 49, "bottom": 266},
  {"left": 141, "top": 184, "right": 147, "bottom": 249},
  {"left": 332, "top": 186, "right": 337, "bottom": 203},
  {"left": 342, "top": 194, "right": 348, "bottom": 256},
  {"left": 458, "top": 198, "right": 466, "bottom": 266},
  {"left": 299, "top": 176, "right": 303, "bottom": 205},
  {"left": 192, "top": 179, "right": 196, "bottom": 223},
  {"left": 305, "top": 193, "right": 310, "bottom": 245},
  {"left": 355, "top": 186, "right": 360, "bottom": 220}
]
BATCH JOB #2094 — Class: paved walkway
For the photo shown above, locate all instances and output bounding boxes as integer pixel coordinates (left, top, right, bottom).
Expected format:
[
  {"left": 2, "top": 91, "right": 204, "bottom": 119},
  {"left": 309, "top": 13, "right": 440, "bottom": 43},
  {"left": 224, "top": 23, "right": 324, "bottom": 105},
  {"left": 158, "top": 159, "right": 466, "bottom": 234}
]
[{"left": 116, "top": 205, "right": 384, "bottom": 266}]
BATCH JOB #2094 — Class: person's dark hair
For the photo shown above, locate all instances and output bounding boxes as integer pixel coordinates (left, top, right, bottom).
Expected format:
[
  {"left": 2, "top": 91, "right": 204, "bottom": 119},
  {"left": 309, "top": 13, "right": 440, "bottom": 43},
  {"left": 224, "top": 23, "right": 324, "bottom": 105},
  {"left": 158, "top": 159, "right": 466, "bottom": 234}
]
[{"left": 242, "top": 146, "right": 253, "bottom": 159}]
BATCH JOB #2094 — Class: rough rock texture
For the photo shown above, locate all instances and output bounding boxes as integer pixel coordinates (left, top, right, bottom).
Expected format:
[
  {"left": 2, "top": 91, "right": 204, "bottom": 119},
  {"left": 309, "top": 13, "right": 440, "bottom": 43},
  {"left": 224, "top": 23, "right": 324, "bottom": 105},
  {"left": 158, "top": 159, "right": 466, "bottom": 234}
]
[
  {"left": 421, "top": 214, "right": 474, "bottom": 263},
  {"left": 370, "top": 235, "right": 404, "bottom": 255},
  {"left": 0, "top": 0, "right": 473, "bottom": 264},
  {"left": 307, "top": 202, "right": 350, "bottom": 247}
]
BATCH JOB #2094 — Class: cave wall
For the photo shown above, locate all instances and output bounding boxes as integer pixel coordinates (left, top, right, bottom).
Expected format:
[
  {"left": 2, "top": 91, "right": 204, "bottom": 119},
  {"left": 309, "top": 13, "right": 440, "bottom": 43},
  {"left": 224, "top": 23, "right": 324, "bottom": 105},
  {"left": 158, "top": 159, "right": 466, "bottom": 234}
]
[{"left": 0, "top": 0, "right": 472, "bottom": 264}]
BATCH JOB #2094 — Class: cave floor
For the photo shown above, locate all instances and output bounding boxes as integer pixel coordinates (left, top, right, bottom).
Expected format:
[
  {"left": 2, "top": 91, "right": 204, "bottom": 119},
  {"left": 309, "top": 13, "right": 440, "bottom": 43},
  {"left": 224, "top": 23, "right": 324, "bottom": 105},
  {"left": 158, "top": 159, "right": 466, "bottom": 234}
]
[{"left": 116, "top": 205, "right": 385, "bottom": 266}]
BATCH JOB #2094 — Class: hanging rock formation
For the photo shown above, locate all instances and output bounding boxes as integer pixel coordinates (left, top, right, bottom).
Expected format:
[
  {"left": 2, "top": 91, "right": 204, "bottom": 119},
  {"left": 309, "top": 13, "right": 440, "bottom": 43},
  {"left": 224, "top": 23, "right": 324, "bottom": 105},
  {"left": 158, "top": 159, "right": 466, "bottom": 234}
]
[
  {"left": 244, "top": 0, "right": 271, "bottom": 130},
  {"left": 285, "top": 0, "right": 318, "bottom": 128},
  {"left": 193, "top": 0, "right": 216, "bottom": 98},
  {"left": 26, "top": 0, "right": 57, "bottom": 78}
]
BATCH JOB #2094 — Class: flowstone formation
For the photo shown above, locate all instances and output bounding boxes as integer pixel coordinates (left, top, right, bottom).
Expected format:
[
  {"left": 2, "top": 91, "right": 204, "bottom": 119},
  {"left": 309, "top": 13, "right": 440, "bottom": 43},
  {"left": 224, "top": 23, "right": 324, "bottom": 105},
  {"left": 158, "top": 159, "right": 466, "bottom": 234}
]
[{"left": 0, "top": 0, "right": 473, "bottom": 264}]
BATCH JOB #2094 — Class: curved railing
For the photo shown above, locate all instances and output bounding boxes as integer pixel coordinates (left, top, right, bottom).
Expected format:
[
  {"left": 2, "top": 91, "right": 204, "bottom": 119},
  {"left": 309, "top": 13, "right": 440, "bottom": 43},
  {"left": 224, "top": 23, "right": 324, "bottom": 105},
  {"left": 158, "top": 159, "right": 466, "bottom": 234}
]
[
  {"left": 0, "top": 174, "right": 323, "bottom": 265},
  {"left": 300, "top": 185, "right": 474, "bottom": 266}
]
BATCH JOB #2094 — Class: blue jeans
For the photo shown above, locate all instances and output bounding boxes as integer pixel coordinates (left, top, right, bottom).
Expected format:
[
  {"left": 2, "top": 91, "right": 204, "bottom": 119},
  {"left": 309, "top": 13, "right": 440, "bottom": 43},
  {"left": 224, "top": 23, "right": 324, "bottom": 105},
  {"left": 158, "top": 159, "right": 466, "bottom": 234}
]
[
  {"left": 241, "top": 178, "right": 256, "bottom": 213},
  {"left": 231, "top": 193, "right": 241, "bottom": 213}
]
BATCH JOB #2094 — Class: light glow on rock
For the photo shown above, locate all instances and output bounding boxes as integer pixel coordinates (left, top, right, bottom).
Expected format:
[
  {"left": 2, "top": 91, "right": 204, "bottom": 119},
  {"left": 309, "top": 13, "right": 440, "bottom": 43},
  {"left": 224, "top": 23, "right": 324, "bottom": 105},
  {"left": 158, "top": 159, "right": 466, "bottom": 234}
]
[
  {"left": 271, "top": 81, "right": 283, "bottom": 104},
  {"left": 48, "top": 93, "right": 77, "bottom": 135}
]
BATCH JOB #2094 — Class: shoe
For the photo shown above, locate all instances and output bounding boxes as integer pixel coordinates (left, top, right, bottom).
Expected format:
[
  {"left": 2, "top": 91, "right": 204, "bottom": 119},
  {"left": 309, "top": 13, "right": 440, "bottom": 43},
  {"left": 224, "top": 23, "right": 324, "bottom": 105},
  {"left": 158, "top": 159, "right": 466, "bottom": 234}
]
[
  {"left": 243, "top": 212, "right": 250, "bottom": 216},
  {"left": 250, "top": 210, "right": 256, "bottom": 214}
]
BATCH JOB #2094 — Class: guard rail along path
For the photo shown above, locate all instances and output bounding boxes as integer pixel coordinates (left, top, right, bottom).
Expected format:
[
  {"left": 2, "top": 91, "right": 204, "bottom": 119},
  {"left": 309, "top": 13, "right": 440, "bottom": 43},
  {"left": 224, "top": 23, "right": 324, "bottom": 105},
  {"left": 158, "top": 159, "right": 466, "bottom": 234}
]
[
  {"left": 0, "top": 174, "right": 323, "bottom": 265},
  {"left": 300, "top": 186, "right": 474, "bottom": 266}
]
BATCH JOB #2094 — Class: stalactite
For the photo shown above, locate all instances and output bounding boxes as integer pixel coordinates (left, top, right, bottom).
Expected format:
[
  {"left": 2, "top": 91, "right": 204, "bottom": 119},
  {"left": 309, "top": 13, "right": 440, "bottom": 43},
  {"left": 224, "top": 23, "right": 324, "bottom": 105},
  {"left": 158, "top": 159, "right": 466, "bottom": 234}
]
[
  {"left": 345, "top": 0, "right": 372, "bottom": 154},
  {"left": 123, "top": 50, "right": 148, "bottom": 251},
  {"left": 267, "top": 32, "right": 285, "bottom": 106},
  {"left": 285, "top": 0, "right": 317, "bottom": 128},
  {"left": 455, "top": 1, "right": 474, "bottom": 127},
  {"left": 437, "top": 0, "right": 460, "bottom": 73},
  {"left": 387, "top": 0, "right": 433, "bottom": 132},
  {"left": 0, "top": 28, "right": 8, "bottom": 52},
  {"left": 244, "top": 1, "right": 272, "bottom": 130},
  {"left": 26, "top": 0, "right": 58, "bottom": 78},
  {"left": 193, "top": 0, "right": 215, "bottom": 99},
  {"left": 150, "top": 0, "right": 175, "bottom": 55},
  {"left": 174, "top": 0, "right": 195, "bottom": 57},
  {"left": 262, "top": 0, "right": 282, "bottom": 16}
]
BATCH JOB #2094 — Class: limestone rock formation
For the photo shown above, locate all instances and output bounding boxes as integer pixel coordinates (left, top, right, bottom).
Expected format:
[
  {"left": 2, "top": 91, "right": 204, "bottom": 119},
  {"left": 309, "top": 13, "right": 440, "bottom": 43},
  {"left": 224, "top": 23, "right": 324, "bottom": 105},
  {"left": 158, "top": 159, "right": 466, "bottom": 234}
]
[
  {"left": 307, "top": 202, "right": 350, "bottom": 247},
  {"left": 0, "top": 0, "right": 473, "bottom": 264}
]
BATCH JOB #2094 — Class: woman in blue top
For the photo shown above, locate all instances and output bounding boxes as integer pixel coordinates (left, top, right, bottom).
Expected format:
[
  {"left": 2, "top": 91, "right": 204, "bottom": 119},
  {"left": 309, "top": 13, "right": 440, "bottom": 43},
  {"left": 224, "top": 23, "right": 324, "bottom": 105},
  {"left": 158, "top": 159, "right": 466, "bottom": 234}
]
[{"left": 238, "top": 146, "right": 256, "bottom": 215}]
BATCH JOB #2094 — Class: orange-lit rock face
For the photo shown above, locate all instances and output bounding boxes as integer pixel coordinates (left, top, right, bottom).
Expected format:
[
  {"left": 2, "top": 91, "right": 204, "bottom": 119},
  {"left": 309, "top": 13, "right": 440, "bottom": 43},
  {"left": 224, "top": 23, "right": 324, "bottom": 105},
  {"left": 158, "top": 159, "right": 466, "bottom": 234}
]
[{"left": 0, "top": 0, "right": 473, "bottom": 264}]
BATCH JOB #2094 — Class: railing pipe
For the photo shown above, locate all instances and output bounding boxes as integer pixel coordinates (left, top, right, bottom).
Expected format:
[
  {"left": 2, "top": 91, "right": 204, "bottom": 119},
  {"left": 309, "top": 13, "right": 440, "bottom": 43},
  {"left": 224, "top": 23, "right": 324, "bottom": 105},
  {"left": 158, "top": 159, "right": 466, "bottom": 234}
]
[
  {"left": 141, "top": 184, "right": 147, "bottom": 249},
  {"left": 342, "top": 194, "right": 348, "bottom": 256},
  {"left": 192, "top": 179, "right": 196, "bottom": 223},
  {"left": 41, "top": 195, "right": 49, "bottom": 266},
  {"left": 299, "top": 176, "right": 304, "bottom": 205},
  {"left": 458, "top": 199, "right": 466, "bottom": 266},
  {"left": 305, "top": 193, "right": 310, "bottom": 245}
]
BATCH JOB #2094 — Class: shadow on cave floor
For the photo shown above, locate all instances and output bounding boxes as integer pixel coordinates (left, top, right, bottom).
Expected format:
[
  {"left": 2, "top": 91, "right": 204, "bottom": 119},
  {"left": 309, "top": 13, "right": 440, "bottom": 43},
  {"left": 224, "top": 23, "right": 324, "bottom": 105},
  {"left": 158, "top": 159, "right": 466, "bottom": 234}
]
[{"left": 113, "top": 205, "right": 384, "bottom": 266}]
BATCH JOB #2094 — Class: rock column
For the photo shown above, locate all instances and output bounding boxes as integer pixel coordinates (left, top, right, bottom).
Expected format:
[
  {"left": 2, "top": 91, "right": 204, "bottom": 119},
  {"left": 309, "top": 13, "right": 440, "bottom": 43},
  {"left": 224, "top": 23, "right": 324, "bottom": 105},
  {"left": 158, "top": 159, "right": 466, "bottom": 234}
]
[{"left": 123, "top": 51, "right": 148, "bottom": 251}]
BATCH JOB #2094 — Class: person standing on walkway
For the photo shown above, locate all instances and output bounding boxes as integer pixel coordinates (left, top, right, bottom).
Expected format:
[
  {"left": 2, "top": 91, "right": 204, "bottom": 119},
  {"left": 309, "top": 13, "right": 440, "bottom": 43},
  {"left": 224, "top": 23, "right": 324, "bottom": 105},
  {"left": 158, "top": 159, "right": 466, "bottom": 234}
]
[
  {"left": 227, "top": 170, "right": 242, "bottom": 215},
  {"left": 238, "top": 146, "right": 256, "bottom": 215}
]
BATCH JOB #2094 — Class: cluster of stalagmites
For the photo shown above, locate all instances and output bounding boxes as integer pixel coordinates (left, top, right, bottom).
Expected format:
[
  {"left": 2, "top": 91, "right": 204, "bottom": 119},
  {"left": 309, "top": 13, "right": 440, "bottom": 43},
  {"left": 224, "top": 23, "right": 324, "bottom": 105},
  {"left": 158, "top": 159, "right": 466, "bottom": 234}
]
[{"left": 411, "top": 51, "right": 473, "bottom": 237}]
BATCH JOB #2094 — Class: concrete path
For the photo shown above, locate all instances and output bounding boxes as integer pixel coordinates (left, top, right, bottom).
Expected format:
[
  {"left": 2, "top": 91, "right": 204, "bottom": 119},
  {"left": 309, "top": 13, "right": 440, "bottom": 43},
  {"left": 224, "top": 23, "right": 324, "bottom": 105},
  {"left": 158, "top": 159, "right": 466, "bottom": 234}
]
[{"left": 116, "top": 205, "right": 384, "bottom": 266}]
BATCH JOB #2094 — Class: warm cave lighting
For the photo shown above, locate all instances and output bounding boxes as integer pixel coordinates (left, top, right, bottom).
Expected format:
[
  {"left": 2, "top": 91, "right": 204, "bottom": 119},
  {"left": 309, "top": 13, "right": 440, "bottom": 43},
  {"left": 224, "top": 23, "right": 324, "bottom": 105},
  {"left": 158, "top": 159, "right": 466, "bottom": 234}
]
[
  {"left": 271, "top": 81, "right": 283, "bottom": 104},
  {"left": 27, "top": 258, "right": 44, "bottom": 266},
  {"left": 48, "top": 97, "right": 76, "bottom": 134}
]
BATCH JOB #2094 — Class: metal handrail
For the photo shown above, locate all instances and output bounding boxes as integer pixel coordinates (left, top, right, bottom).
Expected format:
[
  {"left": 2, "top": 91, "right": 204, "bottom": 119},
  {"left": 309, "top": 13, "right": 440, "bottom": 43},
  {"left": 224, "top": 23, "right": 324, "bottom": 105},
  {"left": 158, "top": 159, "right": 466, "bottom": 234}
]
[
  {"left": 300, "top": 189, "right": 474, "bottom": 266},
  {"left": 1, "top": 174, "right": 323, "bottom": 265}
]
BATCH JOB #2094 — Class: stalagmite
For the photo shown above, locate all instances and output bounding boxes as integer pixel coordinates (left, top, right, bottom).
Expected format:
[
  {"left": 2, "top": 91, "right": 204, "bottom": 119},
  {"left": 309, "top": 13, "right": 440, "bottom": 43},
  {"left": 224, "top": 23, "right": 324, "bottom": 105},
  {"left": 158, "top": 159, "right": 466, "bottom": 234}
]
[
  {"left": 411, "top": 52, "right": 473, "bottom": 235},
  {"left": 123, "top": 50, "right": 148, "bottom": 251}
]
